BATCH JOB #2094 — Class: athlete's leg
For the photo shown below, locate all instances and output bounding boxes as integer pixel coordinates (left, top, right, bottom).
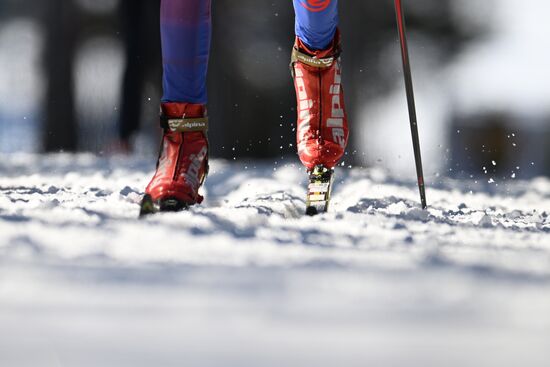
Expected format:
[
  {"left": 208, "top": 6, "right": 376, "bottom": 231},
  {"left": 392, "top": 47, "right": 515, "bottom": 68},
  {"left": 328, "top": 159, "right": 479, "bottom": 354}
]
[
  {"left": 161, "top": 0, "right": 212, "bottom": 103},
  {"left": 293, "top": 0, "right": 338, "bottom": 50},
  {"left": 142, "top": 0, "right": 212, "bottom": 213}
]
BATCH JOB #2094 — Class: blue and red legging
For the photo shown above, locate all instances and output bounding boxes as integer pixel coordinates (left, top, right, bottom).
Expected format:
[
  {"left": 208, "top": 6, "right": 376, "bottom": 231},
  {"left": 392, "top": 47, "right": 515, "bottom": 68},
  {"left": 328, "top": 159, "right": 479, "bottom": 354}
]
[{"left": 161, "top": 0, "right": 338, "bottom": 103}]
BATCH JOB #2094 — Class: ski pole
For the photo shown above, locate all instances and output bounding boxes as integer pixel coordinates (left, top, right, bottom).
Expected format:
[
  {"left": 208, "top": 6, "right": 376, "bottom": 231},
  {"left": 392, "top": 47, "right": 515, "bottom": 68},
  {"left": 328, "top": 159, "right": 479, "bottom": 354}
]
[{"left": 394, "top": 0, "right": 427, "bottom": 209}]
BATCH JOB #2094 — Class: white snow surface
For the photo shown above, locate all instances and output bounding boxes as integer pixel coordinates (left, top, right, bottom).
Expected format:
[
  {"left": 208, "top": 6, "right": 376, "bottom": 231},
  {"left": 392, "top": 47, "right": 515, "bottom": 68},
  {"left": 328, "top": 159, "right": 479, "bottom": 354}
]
[{"left": 1, "top": 154, "right": 549, "bottom": 367}]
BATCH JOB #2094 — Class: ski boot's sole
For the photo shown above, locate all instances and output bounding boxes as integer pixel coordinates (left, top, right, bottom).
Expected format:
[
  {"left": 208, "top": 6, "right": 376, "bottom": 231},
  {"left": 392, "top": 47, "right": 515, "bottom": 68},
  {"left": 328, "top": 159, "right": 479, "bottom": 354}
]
[
  {"left": 306, "top": 166, "right": 334, "bottom": 216},
  {"left": 139, "top": 194, "right": 189, "bottom": 218}
]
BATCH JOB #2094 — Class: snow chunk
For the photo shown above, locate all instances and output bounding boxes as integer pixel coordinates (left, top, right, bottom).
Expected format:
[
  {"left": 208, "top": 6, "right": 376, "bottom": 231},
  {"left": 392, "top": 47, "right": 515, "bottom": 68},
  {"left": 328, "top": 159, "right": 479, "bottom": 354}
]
[{"left": 478, "top": 214, "right": 494, "bottom": 228}]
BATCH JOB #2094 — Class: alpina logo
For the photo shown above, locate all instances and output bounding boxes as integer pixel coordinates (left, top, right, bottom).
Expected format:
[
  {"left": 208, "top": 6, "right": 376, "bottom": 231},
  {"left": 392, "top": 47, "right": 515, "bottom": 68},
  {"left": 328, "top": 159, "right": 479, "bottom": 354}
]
[
  {"left": 300, "top": 0, "right": 331, "bottom": 12},
  {"left": 168, "top": 119, "right": 207, "bottom": 132},
  {"left": 296, "top": 54, "right": 333, "bottom": 68},
  {"left": 295, "top": 68, "right": 313, "bottom": 154},
  {"left": 183, "top": 146, "right": 208, "bottom": 190}
]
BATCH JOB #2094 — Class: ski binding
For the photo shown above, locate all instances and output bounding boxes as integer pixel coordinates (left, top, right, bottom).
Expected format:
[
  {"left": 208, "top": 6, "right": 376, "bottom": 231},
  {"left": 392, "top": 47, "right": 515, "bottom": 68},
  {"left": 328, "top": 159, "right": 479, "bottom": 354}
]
[{"left": 306, "top": 165, "right": 334, "bottom": 216}]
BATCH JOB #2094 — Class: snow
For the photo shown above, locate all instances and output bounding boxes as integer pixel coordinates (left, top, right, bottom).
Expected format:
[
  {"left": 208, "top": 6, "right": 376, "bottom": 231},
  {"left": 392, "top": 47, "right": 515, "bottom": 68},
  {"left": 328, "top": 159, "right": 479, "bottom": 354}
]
[{"left": 1, "top": 154, "right": 549, "bottom": 367}]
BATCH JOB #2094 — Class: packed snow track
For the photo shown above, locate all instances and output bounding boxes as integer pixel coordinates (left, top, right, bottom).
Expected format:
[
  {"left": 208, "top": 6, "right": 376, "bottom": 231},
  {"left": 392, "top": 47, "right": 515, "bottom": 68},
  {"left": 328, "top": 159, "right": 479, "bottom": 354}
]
[{"left": 1, "top": 154, "right": 549, "bottom": 367}]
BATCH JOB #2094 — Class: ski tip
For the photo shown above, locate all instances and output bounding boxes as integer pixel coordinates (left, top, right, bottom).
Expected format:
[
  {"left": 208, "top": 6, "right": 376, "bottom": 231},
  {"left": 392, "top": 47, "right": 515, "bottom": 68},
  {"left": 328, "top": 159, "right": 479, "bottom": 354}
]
[
  {"left": 306, "top": 206, "right": 319, "bottom": 216},
  {"left": 139, "top": 194, "right": 156, "bottom": 218}
]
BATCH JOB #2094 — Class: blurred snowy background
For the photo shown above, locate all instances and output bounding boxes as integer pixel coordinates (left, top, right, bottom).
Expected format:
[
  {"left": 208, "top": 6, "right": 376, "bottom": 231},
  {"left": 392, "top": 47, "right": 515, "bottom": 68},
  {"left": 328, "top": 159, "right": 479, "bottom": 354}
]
[{"left": 1, "top": 0, "right": 547, "bottom": 179}]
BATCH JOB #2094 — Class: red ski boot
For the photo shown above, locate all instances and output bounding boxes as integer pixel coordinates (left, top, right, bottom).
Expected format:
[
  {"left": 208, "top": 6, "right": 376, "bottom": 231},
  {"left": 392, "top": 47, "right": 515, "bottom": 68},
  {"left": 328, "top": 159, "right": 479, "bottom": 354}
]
[
  {"left": 291, "top": 31, "right": 349, "bottom": 171},
  {"left": 291, "top": 32, "right": 349, "bottom": 215},
  {"left": 140, "top": 102, "right": 209, "bottom": 216}
]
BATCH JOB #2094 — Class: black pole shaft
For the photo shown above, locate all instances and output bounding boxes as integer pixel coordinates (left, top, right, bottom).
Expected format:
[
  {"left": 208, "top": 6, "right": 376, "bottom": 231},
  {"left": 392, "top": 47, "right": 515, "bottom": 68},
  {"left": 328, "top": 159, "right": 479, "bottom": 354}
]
[{"left": 394, "top": 0, "right": 427, "bottom": 209}]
